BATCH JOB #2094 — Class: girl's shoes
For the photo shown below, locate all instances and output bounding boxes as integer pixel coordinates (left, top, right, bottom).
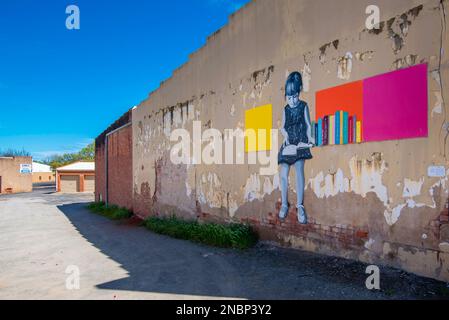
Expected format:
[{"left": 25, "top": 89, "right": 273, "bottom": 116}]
[
  {"left": 279, "top": 204, "right": 289, "bottom": 220},
  {"left": 279, "top": 203, "right": 308, "bottom": 224},
  {"left": 297, "top": 205, "right": 308, "bottom": 224}
]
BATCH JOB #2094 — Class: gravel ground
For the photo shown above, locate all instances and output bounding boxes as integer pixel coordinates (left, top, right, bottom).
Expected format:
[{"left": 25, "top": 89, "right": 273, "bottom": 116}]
[{"left": 0, "top": 187, "right": 448, "bottom": 300}]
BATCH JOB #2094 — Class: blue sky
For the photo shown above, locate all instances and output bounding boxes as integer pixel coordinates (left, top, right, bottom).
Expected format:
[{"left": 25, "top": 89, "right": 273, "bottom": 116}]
[{"left": 0, "top": 0, "right": 250, "bottom": 160}]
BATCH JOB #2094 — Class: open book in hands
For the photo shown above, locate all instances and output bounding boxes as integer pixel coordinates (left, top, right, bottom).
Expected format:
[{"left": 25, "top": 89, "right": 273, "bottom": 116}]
[
  {"left": 297, "top": 142, "right": 314, "bottom": 149},
  {"left": 282, "top": 142, "right": 314, "bottom": 156},
  {"left": 282, "top": 144, "right": 298, "bottom": 156}
]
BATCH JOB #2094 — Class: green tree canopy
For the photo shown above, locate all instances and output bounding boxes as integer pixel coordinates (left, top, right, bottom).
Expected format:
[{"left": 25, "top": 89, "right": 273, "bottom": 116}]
[
  {"left": 0, "top": 148, "right": 31, "bottom": 157},
  {"left": 43, "top": 142, "right": 95, "bottom": 170}
]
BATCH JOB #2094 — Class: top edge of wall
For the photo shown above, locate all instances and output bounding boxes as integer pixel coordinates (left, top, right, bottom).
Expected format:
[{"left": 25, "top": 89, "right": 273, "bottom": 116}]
[
  {"left": 95, "top": 108, "right": 133, "bottom": 144},
  {"left": 137, "top": 0, "right": 257, "bottom": 106}
]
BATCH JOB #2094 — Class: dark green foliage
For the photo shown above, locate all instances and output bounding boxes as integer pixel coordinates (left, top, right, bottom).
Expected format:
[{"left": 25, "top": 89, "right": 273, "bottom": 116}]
[
  {"left": 144, "top": 216, "right": 258, "bottom": 249},
  {"left": 87, "top": 203, "right": 258, "bottom": 249},
  {"left": 87, "top": 202, "right": 132, "bottom": 220}
]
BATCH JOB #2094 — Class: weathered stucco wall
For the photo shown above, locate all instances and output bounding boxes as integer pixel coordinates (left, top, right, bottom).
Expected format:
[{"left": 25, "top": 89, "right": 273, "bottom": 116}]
[
  {"left": 0, "top": 157, "right": 33, "bottom": 194},
  {"left": 132, "top": 0, "right": 449, "bottom": 281}
]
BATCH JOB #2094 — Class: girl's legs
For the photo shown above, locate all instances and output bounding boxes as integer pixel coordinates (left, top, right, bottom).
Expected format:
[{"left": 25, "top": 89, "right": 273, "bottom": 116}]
[
  {"left": 294, "top": 160, "right": 308, "bottom": 224},
  {"left": 279, "top": 163, "right": 290, "bottom": 218},
  {"left": 294, "top": 160, "right": 305, "bottom": 206}
]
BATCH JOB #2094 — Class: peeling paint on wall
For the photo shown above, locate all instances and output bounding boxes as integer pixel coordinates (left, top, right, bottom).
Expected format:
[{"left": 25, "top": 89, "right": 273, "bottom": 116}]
[
  {"left": 403, "top": 178, "right": 425, "bottom": 198},
  {"left": 244, "top": 174, "right": 263, "bottom": 202},
  {"left": 307, "top": 153, "right": 389, "bottom": 205},
  {"left": 432, "top": 91, "right": 444, "bottom": 116},
  {"left": 243, "top": 173, "right": 279, "bottom": 203},
  {"left": 302, "top": 63, "right": 312, "bottom": 92},
  {"left": 355, "top": 51, "right": 374, "bottom": 62},
  {"left": 308, "top": 152, "right": 448, "bottom": 227},
  {"left": 386, "top": 5, "right": 423, "bottom": 55},
  {"left": 230, "top": 104, "right": 236, "bottom": 117},
  {"left": 197, "top": 172, "right": 223, "bottom": 209},
  {"left": 392, "top": 54, "right": 418, "bottom": 70},
  {"left": 384, "top": 203, "right": 407, "bottom": 226},
  {"left": 337, "top": 52, "right": 353, "bottom": 80}
]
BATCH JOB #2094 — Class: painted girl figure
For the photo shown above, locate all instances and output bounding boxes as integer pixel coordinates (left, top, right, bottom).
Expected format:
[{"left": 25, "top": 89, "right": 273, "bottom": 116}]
[{"left": 278, "top": 72, "right": 315, "bottom": 224}]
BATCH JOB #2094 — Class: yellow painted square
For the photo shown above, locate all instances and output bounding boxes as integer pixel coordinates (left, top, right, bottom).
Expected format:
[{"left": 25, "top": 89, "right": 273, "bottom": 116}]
[{"left": 245, "top": 104, "right": 272, "bottom": 152}]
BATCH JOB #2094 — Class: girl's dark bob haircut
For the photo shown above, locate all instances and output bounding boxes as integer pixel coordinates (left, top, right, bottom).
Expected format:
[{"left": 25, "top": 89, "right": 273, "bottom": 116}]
[{"left": 285, "top": 72, "right": 303, "bottom": 97}]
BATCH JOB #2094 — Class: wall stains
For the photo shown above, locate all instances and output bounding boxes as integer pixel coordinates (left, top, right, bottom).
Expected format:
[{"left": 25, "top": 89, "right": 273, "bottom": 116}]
[
  {"left": 403, "top": 178, "right": 425, "bottom": 198},
  {"left": 337, "top": 52, "right": 353, "bottom": 80},
  {"left": 319, "top": 43, "right": 331, "bottom": 64},
  {"left": 308, "top": 152, "right": 448, "bottom": 228},
  {"left": 230, "top": 104, "right": 236, "bottom": 116},
  {"left": 332, "top": 40, "right": 340, "bottom": 50},
  {"left": 432, "top": 91, "right": 444, "bottom": 117},
  {"left": 398, "top": 13, "right": 412, "bottom": 37},
  {"left": 249, "top": 65, "right": 275, "bottom": 101},
  {"left": 251, "top": 65, "right": 275, "bottom": 84},
  {"left": 197, "top": 172, "right": 224, "bottom": 209},
  {"left": 387, "top": 5, "right": 424, "bottom": 55},
  {"left": 387, "top": 17, "right": 405, "bottom": 54},
  {"left": 392, "top": 54, "right": 418, "bottom": 69},
  {"left": 302, "top": 63, "right": 312, "bottom": 92},
  {"left": 368, "top": 21, "right": 385, "bottom": 35},
  {"left": 355, "top": 51, "right": 374, "bottom": 62},
  {"left": 242, "top": 173, "right": 279, "bottom": 204},
  {"left": 408, "top": 4, "right": 424, "bottom": 19}
]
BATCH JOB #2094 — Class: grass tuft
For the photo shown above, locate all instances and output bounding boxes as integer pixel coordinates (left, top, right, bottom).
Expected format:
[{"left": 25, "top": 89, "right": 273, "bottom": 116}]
[
  {"left": 144, "top": 216, "right": 258, "bottom": 249},
  {"left": 87, "top": 202, "right": 133, "bottom": 220},
  {"left": 87, "top": 203, "right": 258, "bottom": 249}
]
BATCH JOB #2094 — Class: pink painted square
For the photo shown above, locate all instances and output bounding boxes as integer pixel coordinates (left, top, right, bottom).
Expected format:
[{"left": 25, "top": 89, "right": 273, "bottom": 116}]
[{"left": 363, "top": 64, "right": 428, "bottom": 142}]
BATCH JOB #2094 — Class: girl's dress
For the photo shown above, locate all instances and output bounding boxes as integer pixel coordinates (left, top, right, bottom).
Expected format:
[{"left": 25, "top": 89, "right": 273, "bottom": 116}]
[{"left": 278, "top": 100, "right": 313, "bottom": 166}]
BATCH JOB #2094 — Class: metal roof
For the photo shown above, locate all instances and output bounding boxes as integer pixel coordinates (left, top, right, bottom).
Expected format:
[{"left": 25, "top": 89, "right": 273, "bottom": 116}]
[{"left": 56, "top": 161, "right": 95, "bottom": 172}]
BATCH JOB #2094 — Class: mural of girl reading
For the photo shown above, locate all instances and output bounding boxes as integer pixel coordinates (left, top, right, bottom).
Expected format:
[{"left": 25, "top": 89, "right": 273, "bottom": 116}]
[{"left": 278, "top": 72, "right": 315, "bottom": 224}]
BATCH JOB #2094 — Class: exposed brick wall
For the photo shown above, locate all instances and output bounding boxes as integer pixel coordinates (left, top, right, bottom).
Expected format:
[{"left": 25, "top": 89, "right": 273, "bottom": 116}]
[
  {"left": 95, "top": 109, "right": 133, "bottom": 210},
  {"left": 107, "top": 124, "right": 133, "bottom": 210},
  {"left": 428, "top": 198, "right": 449, "bottom": 241},
  {"left": 197, "top": 205, "right": 369, "bottom": 252},
  {"left": 133, "top": 182, "right": 154, "bottom": 218},
  {"left": 95, "top": 143, "right": 105, "bottom": 203},
  {"left": 440, "top": 198, "right": 449, "bottom": 223}
]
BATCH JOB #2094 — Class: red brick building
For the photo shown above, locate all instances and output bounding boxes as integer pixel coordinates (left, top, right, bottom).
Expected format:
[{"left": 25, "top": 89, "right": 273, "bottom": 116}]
[{"left": 95, "top": 108, "right": 133, "bottom": 210}]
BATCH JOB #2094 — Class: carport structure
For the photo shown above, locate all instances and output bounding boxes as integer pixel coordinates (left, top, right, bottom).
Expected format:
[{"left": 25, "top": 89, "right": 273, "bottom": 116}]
[{"left": 56, "top": 161, "right": 95, "bottom": 193}]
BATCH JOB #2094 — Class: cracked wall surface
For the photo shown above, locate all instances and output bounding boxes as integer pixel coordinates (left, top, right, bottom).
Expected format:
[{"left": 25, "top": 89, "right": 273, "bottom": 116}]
[{"left": 129, "top": 0, "right": 449, "bottom": 281}]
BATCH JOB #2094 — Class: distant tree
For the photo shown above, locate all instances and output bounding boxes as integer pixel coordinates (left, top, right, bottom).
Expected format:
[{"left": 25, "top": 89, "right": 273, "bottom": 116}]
[
  {"left": 78, "top": 143, "right": 95, "bottom": 161},
  {"left": 0, "top": 148, "right": 31, "bottom": 157},
  {"left": 44, "top": 142, "right": 95, "bottom": 170}
]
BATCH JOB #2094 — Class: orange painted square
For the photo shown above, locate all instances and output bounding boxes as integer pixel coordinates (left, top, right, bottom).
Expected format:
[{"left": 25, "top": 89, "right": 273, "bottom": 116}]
[{"left": 316, "top": 81, "right": 364, "bottom": 122}]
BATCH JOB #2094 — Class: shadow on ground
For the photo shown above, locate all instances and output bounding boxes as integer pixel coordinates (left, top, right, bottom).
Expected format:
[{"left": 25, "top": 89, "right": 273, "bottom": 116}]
[{"left": 57, "top": 202, "right": 449, "bottom": 300}]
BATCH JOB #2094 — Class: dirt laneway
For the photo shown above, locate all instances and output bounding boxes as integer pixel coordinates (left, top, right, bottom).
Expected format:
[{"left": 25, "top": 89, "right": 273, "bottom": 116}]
[{"left": 0, "top": 188, "right": 448, "bottom": 300}]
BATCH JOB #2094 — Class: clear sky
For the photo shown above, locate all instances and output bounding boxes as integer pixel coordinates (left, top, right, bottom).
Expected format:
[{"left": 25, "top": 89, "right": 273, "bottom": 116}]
[{"left": 0, "top": 0, "right": 250, "bottom": 160}]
